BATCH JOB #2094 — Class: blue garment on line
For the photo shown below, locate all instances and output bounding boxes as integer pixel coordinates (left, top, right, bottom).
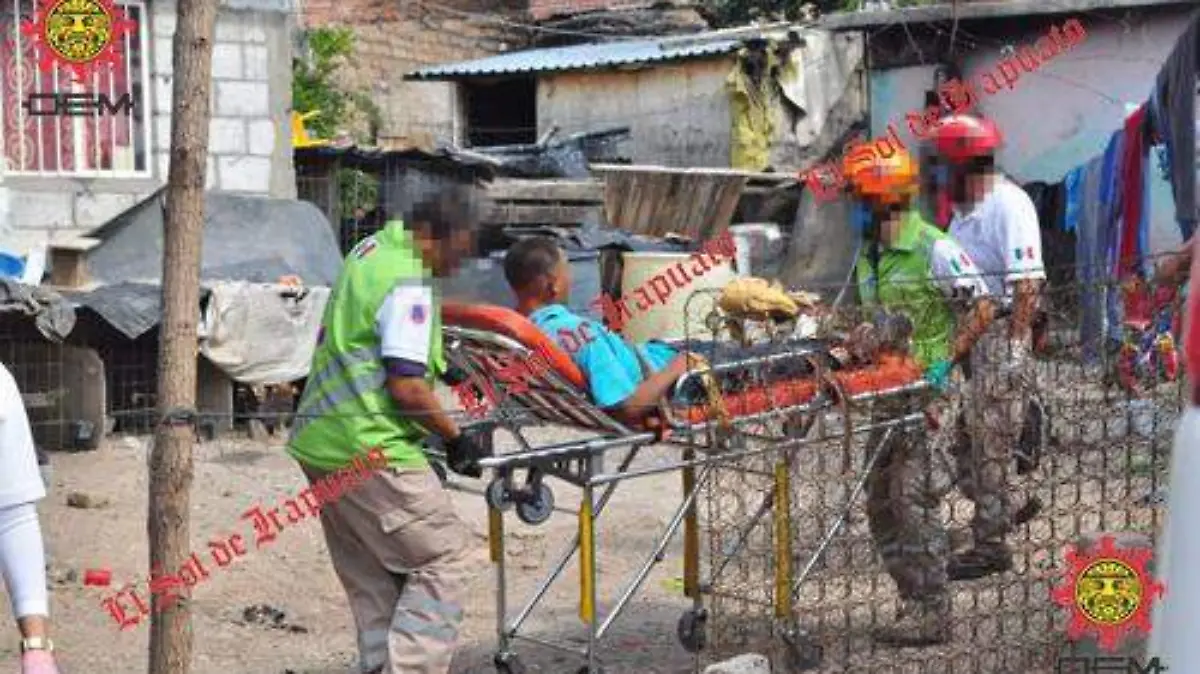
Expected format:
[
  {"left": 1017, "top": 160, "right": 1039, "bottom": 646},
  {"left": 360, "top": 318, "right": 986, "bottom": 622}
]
[
  {"left": 1063, "top": 165, "right": 1084, "bottom": 233},
  {"left": 1076, "top": 156, "right": 1108, "bottom": 363},
  {"left": 1100, "top": 131, "right": 1125, "bottom": 349}
]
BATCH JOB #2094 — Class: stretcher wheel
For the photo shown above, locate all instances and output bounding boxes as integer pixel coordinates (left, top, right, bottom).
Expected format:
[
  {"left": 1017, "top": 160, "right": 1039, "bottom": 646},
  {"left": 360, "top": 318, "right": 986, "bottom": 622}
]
[
  {"left": 515, "top": 484, "right": 555, "bottom": 526},
  {"left": 493, "top": 652, "right": 526, "bottom": 674},
  {"left": 485, "top": 478, "right": 515, "bottom": 512},
  {"left": 676, "top": 608, "right": 708, "bottom": 653}
]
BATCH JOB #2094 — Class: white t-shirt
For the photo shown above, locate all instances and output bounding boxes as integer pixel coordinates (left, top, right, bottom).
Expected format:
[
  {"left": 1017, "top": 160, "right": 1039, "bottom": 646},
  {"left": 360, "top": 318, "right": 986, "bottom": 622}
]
[
  {"left": 376, "top": 282, "right": 435, "bottom": 367},
  {"left": 927, "top": 236, "right": 992, "bottom": 302},
  {"left": 0, "top": 362, "right": 46, "bottom": 508},
  {"left": 949, "top": 174, "right": 1046, "bottom": 302}
]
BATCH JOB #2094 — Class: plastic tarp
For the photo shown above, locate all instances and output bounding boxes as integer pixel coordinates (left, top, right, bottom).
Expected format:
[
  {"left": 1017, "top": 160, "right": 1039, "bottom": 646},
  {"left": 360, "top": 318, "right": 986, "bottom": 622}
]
[
  {"left": 198, "top": 282, "right": 329, "bottom": 385},
  {"left": 778, "top": 30, "right": 864, "bottom": 148},
  {"left": 65, "top": 190, "right": 343, "bottom": 341},
  {"left": 469, "top": 127, "right": 631, "bottom": 178},
  {"left": 83, "top": 189, "right": 344, "bottom": 287},
  {"left": 0, "top": 278, "right": 75, "bottom": 341},
  {"left": 61, "top": 282, "right": 167, "bottom": 340}
]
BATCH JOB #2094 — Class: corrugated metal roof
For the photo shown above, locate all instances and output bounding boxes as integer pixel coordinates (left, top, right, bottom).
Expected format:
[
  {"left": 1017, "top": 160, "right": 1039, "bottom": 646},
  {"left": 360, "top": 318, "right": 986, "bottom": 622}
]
[{"left": 406, "top": 35, "right": 744, "bottom": 81}]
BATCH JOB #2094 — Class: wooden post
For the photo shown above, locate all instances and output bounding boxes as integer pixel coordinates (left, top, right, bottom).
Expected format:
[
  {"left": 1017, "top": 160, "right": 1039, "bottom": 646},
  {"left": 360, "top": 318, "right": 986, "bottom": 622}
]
[{"left": 148, "top": 0, "right": 217, "bottom": 671}]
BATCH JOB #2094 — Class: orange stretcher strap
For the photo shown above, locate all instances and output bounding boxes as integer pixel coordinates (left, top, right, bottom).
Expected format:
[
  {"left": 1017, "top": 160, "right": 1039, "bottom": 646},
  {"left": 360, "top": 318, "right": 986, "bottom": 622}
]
[{"left": 443, "top": 302, "right": 588, "bottom": 390}]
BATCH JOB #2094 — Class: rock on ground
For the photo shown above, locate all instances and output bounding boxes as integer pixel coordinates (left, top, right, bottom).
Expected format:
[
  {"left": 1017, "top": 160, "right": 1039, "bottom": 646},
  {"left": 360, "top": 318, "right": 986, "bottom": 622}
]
[{"left": 703, "top": 653, "right": 771, "bottom": 674}]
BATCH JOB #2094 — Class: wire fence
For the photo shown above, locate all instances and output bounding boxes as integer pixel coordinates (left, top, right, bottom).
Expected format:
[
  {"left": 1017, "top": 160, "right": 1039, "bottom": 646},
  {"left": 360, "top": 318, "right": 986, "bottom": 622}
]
[
  {"left": 671, "top": 275, "right": 1179, "bottom": 674},
  {"left": 1, "top": 261, "right": 1187, "bottom": 673}
]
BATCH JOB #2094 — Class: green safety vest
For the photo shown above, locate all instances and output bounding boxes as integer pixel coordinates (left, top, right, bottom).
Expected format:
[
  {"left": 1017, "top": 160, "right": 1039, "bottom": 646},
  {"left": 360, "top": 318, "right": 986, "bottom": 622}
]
[
  {"left": 288, "top": 220, "right": 446, "bottom": 471},
  {"left": 855, "top": 210, "right": 958, "bottom": 369}
]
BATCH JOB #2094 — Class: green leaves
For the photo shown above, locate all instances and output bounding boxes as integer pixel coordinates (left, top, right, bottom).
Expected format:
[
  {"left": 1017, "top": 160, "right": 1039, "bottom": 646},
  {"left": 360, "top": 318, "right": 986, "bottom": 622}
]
[
  {"left": 291, "top": 27, "right": 381, "bottom": 216},
  {"left": 291, "top": 27, "right": 359, "bottom": 141}
]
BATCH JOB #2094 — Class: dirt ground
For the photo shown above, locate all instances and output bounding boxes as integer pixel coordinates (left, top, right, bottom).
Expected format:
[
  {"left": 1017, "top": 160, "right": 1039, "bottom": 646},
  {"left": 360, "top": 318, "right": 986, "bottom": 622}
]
[
  {"left": 0, "top": 418, "right": 702, "bottom": 674},
  {"left": 0, "top": 368, "right": 1175, "bottom": 674}
]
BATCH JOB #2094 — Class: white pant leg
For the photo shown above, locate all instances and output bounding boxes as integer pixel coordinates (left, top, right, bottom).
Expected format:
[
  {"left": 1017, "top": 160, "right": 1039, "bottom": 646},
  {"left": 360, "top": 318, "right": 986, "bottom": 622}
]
[{"left": 0, "top": 502, "right": 49, "bottom": 618}]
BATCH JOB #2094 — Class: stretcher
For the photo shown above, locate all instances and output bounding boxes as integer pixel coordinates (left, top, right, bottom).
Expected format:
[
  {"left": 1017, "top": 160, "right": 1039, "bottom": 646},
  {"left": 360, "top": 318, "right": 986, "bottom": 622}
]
[{"left": 441, "top": 303, "right": 933, "bottom": 674}]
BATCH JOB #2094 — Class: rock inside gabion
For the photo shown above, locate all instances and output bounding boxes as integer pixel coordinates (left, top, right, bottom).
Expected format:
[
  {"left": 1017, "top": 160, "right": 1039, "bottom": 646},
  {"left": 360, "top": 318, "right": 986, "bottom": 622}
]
[{"left": 703, "top": 653, "right": 771, "bottom": 674}]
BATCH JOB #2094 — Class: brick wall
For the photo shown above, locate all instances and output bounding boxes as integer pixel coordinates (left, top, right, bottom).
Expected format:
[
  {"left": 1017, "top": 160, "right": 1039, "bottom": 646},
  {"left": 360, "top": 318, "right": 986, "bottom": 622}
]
[{"left": 301, "top": 0, "right": 526, "bottom": 147}]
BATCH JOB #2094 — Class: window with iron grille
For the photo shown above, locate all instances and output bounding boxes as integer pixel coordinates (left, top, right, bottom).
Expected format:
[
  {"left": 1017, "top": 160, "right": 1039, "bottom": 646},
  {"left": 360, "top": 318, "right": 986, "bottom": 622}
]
[{"left": 0, "top": 0, "right": 151, "bottom": 176}]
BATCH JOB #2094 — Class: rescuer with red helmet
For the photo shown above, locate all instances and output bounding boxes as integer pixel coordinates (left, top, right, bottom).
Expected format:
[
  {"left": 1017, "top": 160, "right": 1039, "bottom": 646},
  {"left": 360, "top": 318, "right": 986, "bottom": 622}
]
[
  {"left": 843, "top": 145, "right": 997, "bottom": 646},
  {"left": 929, "top": 114, "right": 1046, "bottom": 581}
]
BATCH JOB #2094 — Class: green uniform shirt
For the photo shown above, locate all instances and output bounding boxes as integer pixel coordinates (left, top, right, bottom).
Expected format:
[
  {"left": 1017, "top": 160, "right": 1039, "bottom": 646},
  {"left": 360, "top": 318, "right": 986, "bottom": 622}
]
[
  {"left": 855, "top": 210, "right": 989, "bottom": 368},
  {"left": 288, "top": 221, "right": 446, "bottom": 471}
]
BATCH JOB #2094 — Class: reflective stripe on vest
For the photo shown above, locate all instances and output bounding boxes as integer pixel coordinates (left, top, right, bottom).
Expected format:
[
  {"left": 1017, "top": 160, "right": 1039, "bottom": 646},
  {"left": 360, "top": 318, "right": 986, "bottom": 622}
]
[{"left": 291, "top": 346, "right": 385, "bottom": 440}]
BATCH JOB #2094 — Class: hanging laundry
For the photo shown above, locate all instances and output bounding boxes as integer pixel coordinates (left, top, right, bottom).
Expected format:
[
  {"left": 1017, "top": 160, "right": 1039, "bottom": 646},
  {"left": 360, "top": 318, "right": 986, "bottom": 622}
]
[
  {"left": 728, "top": 44, "right": 789, "bottom": 171},
  {"left": 1099, "top": 131, "right": 1126, "bottom": 348},
  {"left": 1076, "top": 157, "right": 1108, "bottom": 362},
  {"left": 1063, "top": 165, "right": 1084, "bottom": 233},
  {"left": 934, "top": 163, "right": 952, "bottom": 229},
  {"left": 1150, "top": 11, "right": 1200, "bottom": 240},
  {"left": 1118, "top": 103, "right": 1150, "bottom": 277},
  {"left": 1027, "top": 181, "right": 1072, "bottom": 285}
]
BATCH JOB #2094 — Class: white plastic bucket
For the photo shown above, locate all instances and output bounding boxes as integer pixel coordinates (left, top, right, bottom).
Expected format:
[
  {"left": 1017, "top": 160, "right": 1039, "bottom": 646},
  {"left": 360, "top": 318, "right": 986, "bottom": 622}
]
[{"left": 620, "top": 249, "right": 740, "bottom": 343}]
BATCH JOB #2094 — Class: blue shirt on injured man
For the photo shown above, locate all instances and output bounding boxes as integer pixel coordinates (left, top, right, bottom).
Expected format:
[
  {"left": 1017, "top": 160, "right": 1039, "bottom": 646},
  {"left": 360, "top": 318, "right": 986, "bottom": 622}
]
[{"left": 529, "top": 304, "right": 678, "bottom": 409}]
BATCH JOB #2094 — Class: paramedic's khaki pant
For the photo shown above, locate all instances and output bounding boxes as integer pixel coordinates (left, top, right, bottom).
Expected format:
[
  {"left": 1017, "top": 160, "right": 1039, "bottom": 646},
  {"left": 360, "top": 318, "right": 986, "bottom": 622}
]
[{"left": 302, "top": 463, "right": 471, "bottom": 674}]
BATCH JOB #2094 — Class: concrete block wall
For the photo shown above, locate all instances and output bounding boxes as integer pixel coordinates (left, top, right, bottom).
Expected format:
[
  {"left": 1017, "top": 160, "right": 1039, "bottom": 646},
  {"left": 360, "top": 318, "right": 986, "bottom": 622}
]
[
  {"left": 300, "top": 1, "right": 523, "bottom": 148},
  {"left": 153, "top": 1, "right": 296, "bottom": 198},
  {"left": 0, "top": 0, "right": 295, "bottom": 255}
]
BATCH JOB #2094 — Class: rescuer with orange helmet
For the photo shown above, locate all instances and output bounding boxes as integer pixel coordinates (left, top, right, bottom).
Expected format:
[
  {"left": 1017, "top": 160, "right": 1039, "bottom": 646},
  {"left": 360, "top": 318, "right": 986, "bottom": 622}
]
[
  {"left": 929, "top": 114, "right": 1046, "bottom": 582},
  {"left": 844, "top": 145, "right": 996, "bottom": 646}
]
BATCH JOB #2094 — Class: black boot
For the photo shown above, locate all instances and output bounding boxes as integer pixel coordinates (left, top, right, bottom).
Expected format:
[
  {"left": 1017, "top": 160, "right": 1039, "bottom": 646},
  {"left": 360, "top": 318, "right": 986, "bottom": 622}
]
[
  {"left": 948, "top": 547, "right": 1013, "bottom": 581},
  {"left": 872, "top": 598, "right": 952, "bottom": 647},
  {"left": 1012, "top": 496, "right": 1043, "bottom": 526},
  {"left": 1016, "top": 399, "right": 1045, "bottom": 475}
]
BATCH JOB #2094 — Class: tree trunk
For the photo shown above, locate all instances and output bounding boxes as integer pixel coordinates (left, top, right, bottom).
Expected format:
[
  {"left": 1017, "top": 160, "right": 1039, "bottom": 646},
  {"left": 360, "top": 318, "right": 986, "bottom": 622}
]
[{"left": 148, "top": 0, "right": 218, "bottom": 671}]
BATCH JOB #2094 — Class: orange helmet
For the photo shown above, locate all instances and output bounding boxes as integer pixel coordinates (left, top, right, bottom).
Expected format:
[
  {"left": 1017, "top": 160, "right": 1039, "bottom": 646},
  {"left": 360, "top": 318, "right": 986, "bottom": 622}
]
[
  {"left": 842, "top": 146, "right": 919, "bottom": 207},
  {"left": 931, "top": 115, "right": 1003, "bottom": 164}
]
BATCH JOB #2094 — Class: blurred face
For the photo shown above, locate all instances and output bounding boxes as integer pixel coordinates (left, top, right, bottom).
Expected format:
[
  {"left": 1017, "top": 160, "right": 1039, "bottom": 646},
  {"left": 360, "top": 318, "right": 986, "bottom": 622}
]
[
  {"left": 950, "top": 164, "right": 994, "bottom": 207},
  {"left": 414, "top": 225, "right": 475, "bottom": 277},
  {"left": 878, "top": 207, "right": 905, "bottom": 246}
]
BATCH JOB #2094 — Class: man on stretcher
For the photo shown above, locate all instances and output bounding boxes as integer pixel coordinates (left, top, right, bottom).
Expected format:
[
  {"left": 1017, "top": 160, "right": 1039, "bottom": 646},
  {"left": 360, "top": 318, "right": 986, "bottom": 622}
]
[{"left": 502, "top": 237, "right": 710, "bottom": 429}]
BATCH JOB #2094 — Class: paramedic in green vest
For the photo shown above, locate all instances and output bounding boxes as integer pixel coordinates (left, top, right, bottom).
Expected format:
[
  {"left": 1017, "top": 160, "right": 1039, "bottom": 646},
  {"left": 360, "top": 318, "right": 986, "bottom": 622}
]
[
  {"left": 288, "top": 174, "right": 490, "bottom": 674},
  {"left": 843, "top": 147, "right": 997, "bottom": 646}
]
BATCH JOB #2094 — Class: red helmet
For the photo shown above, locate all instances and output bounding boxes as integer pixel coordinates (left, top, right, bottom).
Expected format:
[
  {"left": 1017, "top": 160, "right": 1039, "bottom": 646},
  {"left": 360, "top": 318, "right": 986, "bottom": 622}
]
[{"left": 931, "top": 115, "right": 1003, "bottom": 164}]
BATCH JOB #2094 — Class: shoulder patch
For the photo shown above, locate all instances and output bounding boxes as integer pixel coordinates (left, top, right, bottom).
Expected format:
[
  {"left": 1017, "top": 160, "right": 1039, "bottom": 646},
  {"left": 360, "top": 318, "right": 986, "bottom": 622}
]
[{"left": 351, "top": 237, "right": 378, "bottom": 259}]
